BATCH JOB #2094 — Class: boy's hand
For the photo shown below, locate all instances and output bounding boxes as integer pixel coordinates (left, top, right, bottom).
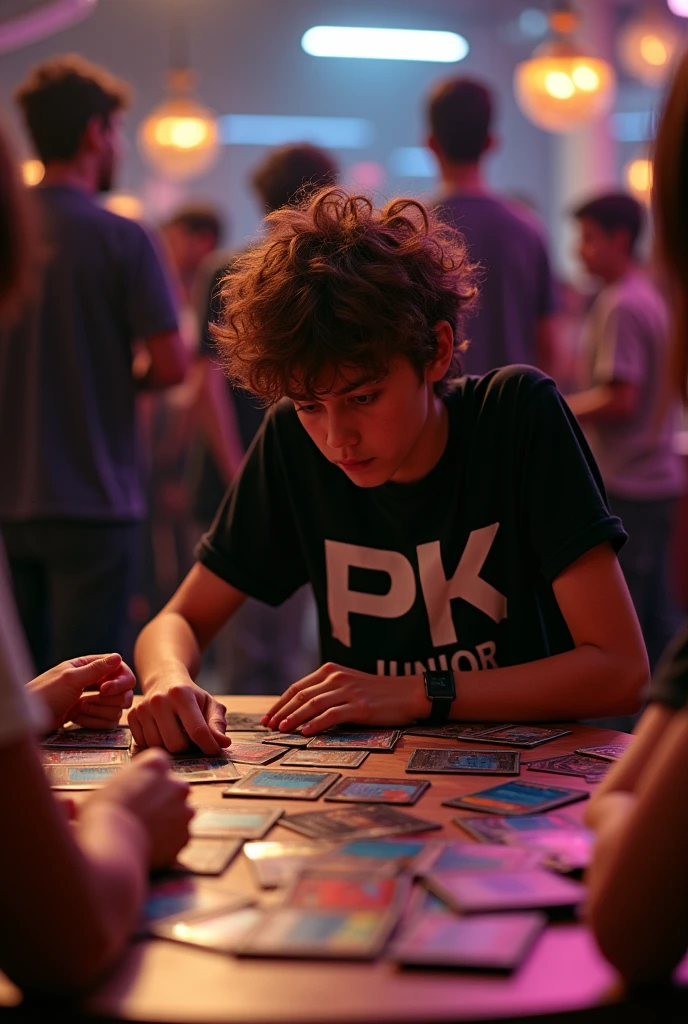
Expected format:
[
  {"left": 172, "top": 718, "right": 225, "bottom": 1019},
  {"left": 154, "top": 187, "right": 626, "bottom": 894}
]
[
  {"left": 263, "top": 663, "right": 427, "bottom": 735},
  {"left": 28, "top": 654, "right": 135, "bottom": 733},
  {"left": 128, "top": 677, "right": 229, "bottom": 755}
]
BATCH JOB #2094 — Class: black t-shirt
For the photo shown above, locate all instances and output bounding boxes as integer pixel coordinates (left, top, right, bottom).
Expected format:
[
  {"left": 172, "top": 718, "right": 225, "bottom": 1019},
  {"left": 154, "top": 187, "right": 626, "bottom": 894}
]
[
  {"left": 647, "top": 623, "right": 688, "bottom": 709},
  {"left": 198, "top": 366, "right": 626, "bottom": 677}
]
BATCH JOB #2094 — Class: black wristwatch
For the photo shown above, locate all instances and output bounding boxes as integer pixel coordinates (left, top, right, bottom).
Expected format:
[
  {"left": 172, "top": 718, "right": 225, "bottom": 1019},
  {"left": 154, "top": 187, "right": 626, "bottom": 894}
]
[{"left": 423, "top": 670, "right": 456, "bottom": 724}]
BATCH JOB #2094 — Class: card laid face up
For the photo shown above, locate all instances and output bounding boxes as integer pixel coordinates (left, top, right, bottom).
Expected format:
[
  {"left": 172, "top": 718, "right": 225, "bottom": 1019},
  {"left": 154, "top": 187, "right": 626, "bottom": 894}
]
[
  {"left": 307, "top": 730, "right": 401, "bottom": 751},
  {"left": 280, "top": 805, "right": 442, "bottom": 842},
  {"left": 406, "top": 748, "right": 520, "bottom": 775},
  {"left": 140, "top": 876, "right": 250, "bottom": 928},
  {"left": 190, "top": 805, "right": 283, "bottom": 839},
  {"left": 324, "top": 777, "right": 430, "bottom": 806},
  {"left": 421, "top": 842, "right": 543, "bottom": 874},
  {"left": 424, "top": 868, "right": 585, "bottom": 914},
  {"left": 222, "top": 768, "right": 341, "bottom": 800},
  {"left": 175, "top": 838, "right": 243, "bottom": 875},
  {"left": 279, "top": 749, "right": 369, "bottom": 769},
  {"left": 243, "top": 840, "right": 332, "bottom": 889},
  {"left": 169, "top": 757, "right": 241, "bottom": 782},
  {"left": 41, "top": 726, "right": 132, "bottom": 749},
  {"left": 392, "top": 911, "right": 547, "bottom": 970},
  {"left": 44, "top": 764, "right": 122, "bottom": 789},
  {"left": 525, "top": 753, "right": 609, "bottom": 783},
  {"left": 226, "top": 742, "right": 289, "bottom": 766},
  {"left": 224, "top": 712, "right": 268, "bottom": 732},
  {"left": 286, "top": 873, "right": 408, "bottom": 912},
  {"left": 238, "top": 907, "right": 397, "bottom": 960},
  {"left": 40, "top": 749, "right": 129, "bottom": 766},
  {"left": 262, "top": 732, "right": 311, "bottom": 747},
  {"left": 317, "top": 838, "right": 431, "bottom": 876},
  {"left": 470, "top": 726, "right": 572, "bottom": 749},
  {"left": 443, "top": 780, "right": 588, "bottom": 816},
  {"left": 455, "top": 811, "right": 583, "bottom": 844},
  {"left": 151, "top": 906, "right": 263, "bottom": 953},
  {"left": 575, "top": 744, "right": 629, "bottom": 762},
  {"left": 454, "top": 815, "right": 593, "bottom": 873}
]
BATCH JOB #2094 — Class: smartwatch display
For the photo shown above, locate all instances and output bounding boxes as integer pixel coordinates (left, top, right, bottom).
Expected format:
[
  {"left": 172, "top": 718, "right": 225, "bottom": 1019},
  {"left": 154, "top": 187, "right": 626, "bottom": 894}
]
[{"left": 423, "top": 670, "right": 456, "bottom": 724}]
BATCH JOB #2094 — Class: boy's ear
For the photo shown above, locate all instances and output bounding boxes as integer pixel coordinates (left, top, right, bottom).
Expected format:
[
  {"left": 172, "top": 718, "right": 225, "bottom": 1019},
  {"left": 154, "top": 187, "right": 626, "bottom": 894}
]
[
  {"left": 80, "top": 115, "right": 106, "bottom": 156},
  {"left": 427, "top": 321, "right": 455, "bottom": 382}
]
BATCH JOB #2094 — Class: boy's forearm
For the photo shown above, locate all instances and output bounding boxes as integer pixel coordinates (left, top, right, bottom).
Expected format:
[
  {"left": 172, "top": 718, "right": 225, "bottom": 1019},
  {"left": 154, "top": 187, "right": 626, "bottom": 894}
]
[
  {"left": 135, "top": 610, "right": 203, "bottom": 692},
  {"left": 449, "top": 643, "right": 643, "bottom": 721}
]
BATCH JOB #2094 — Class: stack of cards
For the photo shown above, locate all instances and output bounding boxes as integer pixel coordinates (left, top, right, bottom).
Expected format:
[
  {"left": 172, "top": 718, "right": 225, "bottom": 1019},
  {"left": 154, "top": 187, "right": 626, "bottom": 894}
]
[
  {"left": 280, "top": 805, "right": 442, "bottom": 842},
  {"left": 423, "top": 868, "right": 585, "bottom": 913},
  {"left": 262, "top": 732, "right": 310, "bottom": 748},
  {"left": 324, "top": 777, "right": 430, "bottom": 806},
  {"left": 41, "top": 749, "right": 129, "bottom": 766},
  {"left": 190, "top": 805, "right": 283, "bottom": 840},
  {"left": 525, "top": 753, "right": 609, "bottom": 784},
  {"left": 169, "top": 756, "right": 240, "bottom": 783},
  {"left": 306, "top": 729, "right": 401, "bottom": 752},
  {"left": 470, "top": 726, "right": 573, "bottom": 748},
  {"left": 226, "top": 742, "right": 290, "bottom": 766},
  {"left": 279, "top": 749, "right": 369, "bottom": 769},
  {"left": 392, "top": 911, "right": 546, "bottom": 971},
  {"left": 223, "top": 768, "right": 341, "bottom": 800},
  {"left": 41, "top": 726, "right": 132, "bottom": 749},
  {"left": 443, "top": 779, "right": 588, "bottom": 816},
  {"left": 44, "top": 764, "right": 123, "bottom": 789},
  {"left": 406, "top": 749, "right": 519, "bottom": 775},
  {"left": 404, "top": 722, "right": 513, "bottom": 740},
  {"left": 243, "top": 840, "right": 333, "bottom": 888}
]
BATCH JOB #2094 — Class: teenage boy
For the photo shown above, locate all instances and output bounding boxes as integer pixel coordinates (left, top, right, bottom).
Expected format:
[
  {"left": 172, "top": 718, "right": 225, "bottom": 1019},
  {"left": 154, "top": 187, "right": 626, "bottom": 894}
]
[
  {"left": 131, "top": 188, "right": 647, "bottom": 755},
  {"left": 566, "top": 193, "right": 684, "bottom": 670}
]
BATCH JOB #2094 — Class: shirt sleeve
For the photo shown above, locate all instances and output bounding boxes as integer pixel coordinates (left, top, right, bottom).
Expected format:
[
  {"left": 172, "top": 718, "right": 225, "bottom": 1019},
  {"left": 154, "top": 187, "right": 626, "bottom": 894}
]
[
  {"left": 516, "top": 374, "right": 627, "bottom": 582},
  {"left": 592, "top": 304, "right": 646, "bottom": 387},
  {"left": 122, "top": 222, "right": 179, "bottom": 339},
  {"left": 0, "top": 560, "right": 48, "bottom": 746},
  {"left": 647, "top": 623, "right": 688, "bottom": 709},
  {"left": 196, "top": 405, "right": 310, "bottom": 605}
]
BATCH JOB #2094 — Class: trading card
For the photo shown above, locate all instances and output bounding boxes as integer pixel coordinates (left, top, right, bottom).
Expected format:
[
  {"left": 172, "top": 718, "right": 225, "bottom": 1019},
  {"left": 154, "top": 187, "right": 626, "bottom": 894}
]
[
  {"left": 392, "top": 911, "right": 546, "bottom": 971},
  {"left": 421, "top": 842, "right": 542, "bottom": 874},
  {"left": 454, "top": 811, "right": 583, "bottom": 844},
  {"left": 279, "top": 748, "right": 369, "bottom": 769},
  {"left": 424, "top": 868, "right": 585, "bottom": 914},
  {"left": 140, "top": 876, "right": 250, "bottom": 929},
  {"left": 238, "top": 907, "right": 398, "bottom": 960},
  {"left": 44, "top": 764, "right": 122, "bottom": 789},
  {"left": 404, "top": 722, "right": 514, "bottom": 740},
  {"left": 222, "top": 768, "right": 341, "bottom": 800},
  {"left": 226, "top": 742, "right": 289, "bottom": 766},
  {"left": 280, "top": 805, "right": 442, "bottom": 841},
  {"left": 40, "top": 749, "right": 128, "bottom": 766},
  {"left": 525, "top": 753, "right": 609, "bottom": 783},
  {"left": 406, "top": 748, "right": 519, "bottom": 775},
  {"left": 169, "top": 757, "right": 241, "bottom": 783},
  {"left": 443, "top": 780, "right": 588, "bottom": 816},
  {"left": 224, "top": 712, "right": 268, "bottom": 732},
  {"left": 317, "top": 838, "right": 432, "bottom": 876},
  {"left": 262, "top": 732, "right": 311, "bottom": 748},
  {"left": 243, "top": 840, "right": 332, "bottom": 888},
  {"left": 190, "top": 805, "right": 283, "bottom": 839},
  {"left": 306, "top": 730, "right": 401, "bottom": 751},
  {"left": 575, "top": 743, "right": 629, "bottom": 763},
  {"left": 41, "top": 726, "right": 132, "bottom": 749},
  {"left": 324, "top": 777, "right": 430, "bottom": 806},
  {"left": 151, "top": 906, "right": 263, "bottom": 953},
  {"left": 175, "top": 838, "right": 243, "bottom": 875},
  {"left": 286, "top": 872, "right": 409, "bottom": 913},
  {"left": 471, "top": 725, "right": 573, "bottom": 748}
]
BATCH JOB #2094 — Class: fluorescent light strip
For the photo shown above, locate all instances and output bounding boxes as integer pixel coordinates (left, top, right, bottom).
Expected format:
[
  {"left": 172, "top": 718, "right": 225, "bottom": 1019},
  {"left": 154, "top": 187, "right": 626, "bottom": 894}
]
[
  {"left": 388, "top": 147, "right": 436, "bottom": 178},
  {"left": 218, "top": 114, "right": 375, "bottom": 149},
  {"left": 301, "top": 26, "right": 468, "bottom": 63}
]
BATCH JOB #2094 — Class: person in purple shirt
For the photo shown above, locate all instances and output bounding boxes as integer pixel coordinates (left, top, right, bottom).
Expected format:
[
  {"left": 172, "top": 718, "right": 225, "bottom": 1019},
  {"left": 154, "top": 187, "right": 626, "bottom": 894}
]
[
  {"left": 426, "top": 77, "right": 558, "bottom": 377},
  {"left": 0, "top": 56, "right": 188, "bottom": 670}
]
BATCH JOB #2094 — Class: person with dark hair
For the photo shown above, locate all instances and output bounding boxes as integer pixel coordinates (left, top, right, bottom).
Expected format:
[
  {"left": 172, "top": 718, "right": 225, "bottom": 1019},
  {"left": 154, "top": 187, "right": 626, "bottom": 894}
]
[
  {"left": 0, "top": 56, "right": 188, "bottom": 671},
  {"left": 162, "top": 203, "right": 225, "bottom": 305},
  {"left": 427, "top": 76, "right": 558, "bottom": 377},
  {"left": 566, "top": 191, "right": 683, "bottom": 674},
  {"left": 0, "top": 118, "right": 192, "bottom": 997},
  {"left": 129, "top": 186, "right": 646, "bottom": 753},
  {"left": 251, "top": 142, "right": 338, "bottom": 214}
]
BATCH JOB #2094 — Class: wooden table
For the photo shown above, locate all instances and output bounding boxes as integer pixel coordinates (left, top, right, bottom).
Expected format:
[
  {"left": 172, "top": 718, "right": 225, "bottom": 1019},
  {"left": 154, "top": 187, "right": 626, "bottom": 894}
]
[{"left": 2, "top": 696, "right": 688, "bottom": 1023}]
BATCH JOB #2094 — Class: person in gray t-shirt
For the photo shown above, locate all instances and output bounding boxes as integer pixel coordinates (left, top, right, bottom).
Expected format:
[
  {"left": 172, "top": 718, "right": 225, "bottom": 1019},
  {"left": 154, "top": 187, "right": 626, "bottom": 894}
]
[
  {"left": 567, "top": 192, "right": 684, "bottom": 670},
  {"left": 426, "top": 77, "right": 558, "bottom": 377},
  {"left": 0, "top": 56, "right": 187, "bottom": 670}
]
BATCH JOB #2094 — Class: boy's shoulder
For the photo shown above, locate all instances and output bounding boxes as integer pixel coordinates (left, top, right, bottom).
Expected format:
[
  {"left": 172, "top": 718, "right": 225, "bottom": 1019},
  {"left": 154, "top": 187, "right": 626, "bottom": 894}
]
[{"left": 451, "top": 364, "right": 554, "bottom": 411}]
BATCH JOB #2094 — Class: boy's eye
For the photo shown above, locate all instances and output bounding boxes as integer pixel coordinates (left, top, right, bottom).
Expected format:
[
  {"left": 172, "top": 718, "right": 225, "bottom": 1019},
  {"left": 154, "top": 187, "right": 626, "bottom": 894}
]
[
  {"left": 351, "top": 392, "right": 379, "bottom": 406},
  {"left": 295, "top": 403, "right": 319, "bottom": 415}
]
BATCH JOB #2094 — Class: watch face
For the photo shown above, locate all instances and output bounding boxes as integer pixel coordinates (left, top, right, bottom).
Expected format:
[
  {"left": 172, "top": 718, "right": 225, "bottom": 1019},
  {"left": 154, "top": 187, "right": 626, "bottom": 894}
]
[{"left": 425, "top": 672, "right": 456, "bottom": 699}]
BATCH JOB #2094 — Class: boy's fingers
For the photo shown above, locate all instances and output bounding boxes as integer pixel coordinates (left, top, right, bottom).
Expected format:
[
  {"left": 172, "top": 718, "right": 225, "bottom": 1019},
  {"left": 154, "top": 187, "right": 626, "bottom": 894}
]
[
  {"left": 281, "top": 687, "right": 348, "bottom": 732},
  {"left": 168, "top": 688, "right": 223, "bottom": 756},
  {"left": 262, "top": 665, "right": 330, "bottom": 724},
  {"left": 99, "top": 669, "right": 136, "bottom": 697},
  {"left": 67, "top": 654, "right": 122, "bottom": 690},
  {"left": 207, "top": 700, "right": 230, "bottom": 747}
]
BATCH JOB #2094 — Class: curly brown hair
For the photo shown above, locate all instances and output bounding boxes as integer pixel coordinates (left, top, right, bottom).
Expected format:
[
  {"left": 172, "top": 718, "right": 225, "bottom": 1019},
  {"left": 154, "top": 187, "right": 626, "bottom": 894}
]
[{"left": 212, "top": 187, "right": 478, "bottom": 402}]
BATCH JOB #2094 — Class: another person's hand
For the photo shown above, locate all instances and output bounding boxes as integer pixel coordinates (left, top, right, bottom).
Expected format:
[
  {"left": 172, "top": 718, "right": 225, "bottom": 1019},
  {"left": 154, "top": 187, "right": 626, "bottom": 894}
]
[
  {"left": 263, "top": 663, "right": 426, "bottom": 736},
  {"left": 27, "top": 654, "right": 135, "bottom": 733},
  {"left": 83, "top": 748, "right": 193, "bottom": 870},
  {"left": 128, "top": 675, "right": 228, "bottom": 755}
]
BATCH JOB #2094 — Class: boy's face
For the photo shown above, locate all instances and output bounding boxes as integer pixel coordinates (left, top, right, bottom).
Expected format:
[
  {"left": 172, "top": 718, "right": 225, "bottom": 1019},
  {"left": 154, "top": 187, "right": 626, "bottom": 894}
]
[
  {"left": 576, "top": 217, "right": 629, "bottom": 280},
  {"left": 290, "top": 353, "right": 446, "bottom": 488}
]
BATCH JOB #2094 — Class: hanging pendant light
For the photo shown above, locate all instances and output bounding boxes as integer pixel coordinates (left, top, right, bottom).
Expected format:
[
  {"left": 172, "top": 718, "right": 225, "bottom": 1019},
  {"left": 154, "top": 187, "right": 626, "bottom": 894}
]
[
  {"left": 618, "top": 8, "right": 681, "bottom": 88},
  {"left": 514, "top": 3, "right": 616, "bottom": 133}
]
